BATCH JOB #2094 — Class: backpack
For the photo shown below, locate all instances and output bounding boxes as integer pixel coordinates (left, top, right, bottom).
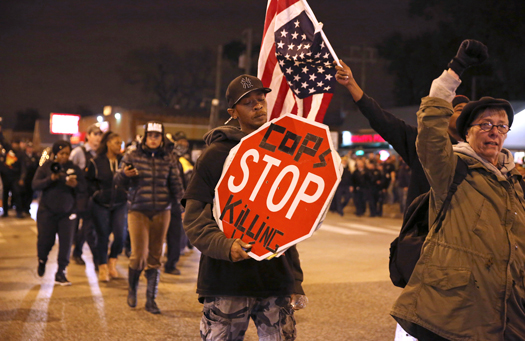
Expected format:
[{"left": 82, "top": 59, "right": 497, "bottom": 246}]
[{"left": 388, "top": 156, "right": 468, "bottom": 288}]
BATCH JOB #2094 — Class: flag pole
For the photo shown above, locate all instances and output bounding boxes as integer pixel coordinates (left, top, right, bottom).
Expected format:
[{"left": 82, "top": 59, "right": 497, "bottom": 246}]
[{"left": 300, "top": 0, "right": 341, "bottom": 67}]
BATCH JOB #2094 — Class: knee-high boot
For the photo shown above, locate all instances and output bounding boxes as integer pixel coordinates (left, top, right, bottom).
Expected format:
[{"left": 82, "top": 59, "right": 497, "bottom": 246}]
[
  {"left": 127, "top": 267, "right": 142, "bottom": 308},
  {"left": 144, "top": 268, "right": 161, "bottom": 314}
]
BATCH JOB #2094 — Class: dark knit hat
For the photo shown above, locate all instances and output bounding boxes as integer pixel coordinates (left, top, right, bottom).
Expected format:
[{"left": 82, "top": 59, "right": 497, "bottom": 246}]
[
  {"left": 173, "top": 131, "right": 187, "bottom": 141},
  {"left": 456, "top": 96, "right": 514, "bottom": 140},
  {"left": 452, "top": 95, "right": 470, "bottom": 108},
  {"left": 52, "top": 140, "right": 72, "bottom": 155},
  {"left": 226, "top": 74, "right": 271, "bottom": 108}
]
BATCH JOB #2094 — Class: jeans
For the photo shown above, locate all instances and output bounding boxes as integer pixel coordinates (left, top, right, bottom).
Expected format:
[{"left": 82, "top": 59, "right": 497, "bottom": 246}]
[
  {"left": 165, "top": 203, "right": 186, "bottom": 270},
  {"left": 92, "top": 201, "right": 127, "bottom": 264}
]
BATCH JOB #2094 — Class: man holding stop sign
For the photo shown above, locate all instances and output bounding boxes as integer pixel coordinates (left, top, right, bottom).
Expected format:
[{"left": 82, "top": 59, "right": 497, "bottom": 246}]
[{"left": 183, "top": 74, "right": 307, "bottom": 340}]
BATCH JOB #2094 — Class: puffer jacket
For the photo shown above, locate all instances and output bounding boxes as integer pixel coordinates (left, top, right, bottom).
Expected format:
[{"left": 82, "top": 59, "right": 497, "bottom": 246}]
[
  {"left": 115, "top": 144, "right": 184, "bottom": 212},
  {"left": 391, "top": 97, "right": 525, "bottom": 341}
]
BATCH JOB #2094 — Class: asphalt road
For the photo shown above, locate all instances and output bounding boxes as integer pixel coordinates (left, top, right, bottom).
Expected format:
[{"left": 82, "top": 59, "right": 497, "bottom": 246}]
[{"left": 0, "top": 203, "right": 405, "bottom": 340}]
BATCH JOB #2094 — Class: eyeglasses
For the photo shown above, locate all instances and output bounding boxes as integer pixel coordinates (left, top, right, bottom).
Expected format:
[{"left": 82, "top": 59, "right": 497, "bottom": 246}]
[{"left": 470, "top": 122, "right": 510, "bottom": 134}]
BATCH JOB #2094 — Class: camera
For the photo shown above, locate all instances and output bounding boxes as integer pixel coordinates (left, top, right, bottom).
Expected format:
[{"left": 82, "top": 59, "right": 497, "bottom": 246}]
[{"left": 50, "top": 162, "right": 62, "bottom": 174}]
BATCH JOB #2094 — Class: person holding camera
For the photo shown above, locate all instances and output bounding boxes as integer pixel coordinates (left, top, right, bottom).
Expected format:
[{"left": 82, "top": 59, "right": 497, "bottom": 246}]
[{"left": 32, "top": 140, "right": 87, "bottom": 285}]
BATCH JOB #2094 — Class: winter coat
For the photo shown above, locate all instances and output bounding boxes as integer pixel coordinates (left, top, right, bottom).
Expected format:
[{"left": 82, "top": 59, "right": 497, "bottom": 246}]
[
  {"left": 86, "top": 154, "right": 127, "bottom": 209},
  {"left": 32, "top": 160, "right": 87, "bottom": 215},
  {"left": 115, "top": 145, "right": 184, "bottom": 213},
  {"left": 391, "top": 97, "right": 525, "bottom": 341}
]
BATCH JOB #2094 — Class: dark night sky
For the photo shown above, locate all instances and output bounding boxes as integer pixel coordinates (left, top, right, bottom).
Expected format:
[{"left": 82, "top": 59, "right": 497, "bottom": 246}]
[{"left": 0, "top": 0, "right": 433, "bottom": 125}]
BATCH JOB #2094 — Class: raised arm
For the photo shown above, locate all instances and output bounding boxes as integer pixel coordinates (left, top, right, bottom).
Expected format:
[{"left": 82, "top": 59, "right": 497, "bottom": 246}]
[
  {"left": 335, "top": 59, "right": 418, "bottom": 166},
  {"left": 416, "top": 40, "right": 488, "bottom": 203}
]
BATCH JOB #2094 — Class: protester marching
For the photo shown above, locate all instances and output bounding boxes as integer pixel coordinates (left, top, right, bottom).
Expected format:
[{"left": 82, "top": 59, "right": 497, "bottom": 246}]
[{"left": 2, "top": 1, "right": 525, "bottom": 341}]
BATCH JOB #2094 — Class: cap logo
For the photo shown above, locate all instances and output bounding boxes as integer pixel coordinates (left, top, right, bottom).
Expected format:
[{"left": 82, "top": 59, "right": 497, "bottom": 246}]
[
  {"left": 147, "top": 122, "right": 163, "bottom": 133},
  {"left": 240, "top": 77, "right": 253, "bottom": 89}
]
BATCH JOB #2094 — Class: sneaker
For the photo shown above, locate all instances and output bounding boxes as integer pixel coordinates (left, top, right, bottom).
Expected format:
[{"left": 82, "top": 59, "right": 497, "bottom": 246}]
[
  {"left": 164, "top": 267, "right": 181, "bottom": 275},
  {"left": 55, "top": 271, "right": 72, "bottom": 286},
  {"left": 71, "top": 255, "right": 86, "bottom": 266},
  {"left": 37, "top": 259, "right": 46, "bottom": 277}
]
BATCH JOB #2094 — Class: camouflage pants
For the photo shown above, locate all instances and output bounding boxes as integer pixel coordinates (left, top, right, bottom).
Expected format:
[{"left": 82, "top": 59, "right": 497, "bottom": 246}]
[{"left": 200, "top": 296, "right": 296, "bottom": 341}]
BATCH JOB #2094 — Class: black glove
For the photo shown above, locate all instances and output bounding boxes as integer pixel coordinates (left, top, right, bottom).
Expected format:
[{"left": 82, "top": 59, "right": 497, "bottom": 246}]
[{"left": 447, "top": 39, "right": 489, "bottom": 76}]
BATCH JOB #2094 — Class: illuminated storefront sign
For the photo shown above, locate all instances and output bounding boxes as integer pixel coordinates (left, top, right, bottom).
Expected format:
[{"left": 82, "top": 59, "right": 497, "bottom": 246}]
[{"left": 50, "top": 113, "right": 80, "bottom": 135}]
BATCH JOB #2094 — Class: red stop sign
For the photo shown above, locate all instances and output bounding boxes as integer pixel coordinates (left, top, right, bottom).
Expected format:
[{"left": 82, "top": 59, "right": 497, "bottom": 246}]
[{"left": 213, "top": 114, "right": 341, "bottom": 260}]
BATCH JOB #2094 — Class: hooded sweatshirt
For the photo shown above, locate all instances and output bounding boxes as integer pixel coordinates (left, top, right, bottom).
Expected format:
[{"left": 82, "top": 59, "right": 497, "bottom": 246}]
[{"left": 183, "top": 126, "right": 304, "bottom": 300}]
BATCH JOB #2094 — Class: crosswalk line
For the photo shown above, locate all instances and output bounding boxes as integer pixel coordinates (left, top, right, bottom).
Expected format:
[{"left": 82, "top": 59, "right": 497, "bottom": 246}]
[
  {"left": 319, "top": 224, "right": 367, "bottom": 235},
  {"left": 339, "top": 222, "right": 400, "bottom": 235}
]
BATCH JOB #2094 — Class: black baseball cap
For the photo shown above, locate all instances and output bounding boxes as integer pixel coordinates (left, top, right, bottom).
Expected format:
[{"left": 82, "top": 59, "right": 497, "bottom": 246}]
[
  {"left": 226, "top": 74, "right": 271, "bottom": 108},
  {"left": 456, "top": 96, "right": 514, "bottom": 140}
]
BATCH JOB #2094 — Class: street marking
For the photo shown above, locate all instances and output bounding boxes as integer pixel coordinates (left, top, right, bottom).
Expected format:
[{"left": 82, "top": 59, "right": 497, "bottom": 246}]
[
  {"left": 20, "top": 282, "right": 55, "bottom": 340},
  {"left": 339, "top": 222, "right": 400, "bottom": 235},
  {"left": 320, "top": 224, "right": 367, "bottom": 235}
]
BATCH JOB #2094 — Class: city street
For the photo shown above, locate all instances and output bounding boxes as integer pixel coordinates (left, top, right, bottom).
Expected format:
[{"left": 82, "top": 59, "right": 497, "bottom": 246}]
[{"left": 0, "top": 204, "right": 404, "bottom": 340}]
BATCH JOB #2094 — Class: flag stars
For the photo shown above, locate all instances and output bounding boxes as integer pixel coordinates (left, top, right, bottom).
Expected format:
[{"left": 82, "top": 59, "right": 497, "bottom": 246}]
[
  {"left": 309, "top": 74, "right": 317, "bottom": 81},
  {"left": 309, "top": 88, "right": 316, "bottom": 93},
  {"left": 325, "top": 74, "right": 333, "bottom": 81},
  {"left": 301, "top": 34, "right": 307, "bottom": 40},
  {"left": 288, "top": 43, "right": 295, "bottom": 50},
  {"left": 315, "top": 53, "right": 321, "bottom": 58},
  {"left": 321, "top": 41, "right": 325, "bottom": 48},
  {"left": 294, "top": 74, "right": 301, "bottom": 82},
  {"left": 324, "top": 86, "right": 331, "bottom": 91},
  {"left": 302, "top": 66, "right": 309, "bottom": 73},
  {"left": 286, "top": 67, "right": 293, "bottom": 74},
  {"left": 280, "top": 29, "right": 288, "bottom": 37},
  {"left": 317, "top": 81, "right": 324, "bottom": 87},
  {"left": 301, "top": 82, "right": 308, "bottom": 89},
  {"left": 277, "top": 41, "right": 285, "bottom": 49},
  {"left": 279, "top": 59, "right": 285, "bottom": 67},
  {"left": 317, "top": 67, "right": 325, "bottom": 74},
  {"left": 299, "top": 52, "right": 305, "bottom": 59},
  {"left": 294, "top": 20, "right": 300, "bottom": 28},
  {"left": 303, "top": 44, "right": 310, "bottom": 49},
  {"left": 291, "top": 32, "right": 299, "bottom": 39},
  {"left": 285, "top": 53, "right": 291, "bottom": 59},
  {"left": 297, "top": 44, "right": 303, "bottom": 50},
  {"left": 323, "top": 53, "right": 330, "bottom": 59}
]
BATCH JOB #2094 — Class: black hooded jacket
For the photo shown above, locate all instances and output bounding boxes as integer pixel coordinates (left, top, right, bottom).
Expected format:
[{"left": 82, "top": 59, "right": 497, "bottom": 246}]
[
  {"left": 32, "top": 160, "right": 86, "bottom": 215},
  {"left": 183, "top": 126, "right": 304, "bottom": 300}
]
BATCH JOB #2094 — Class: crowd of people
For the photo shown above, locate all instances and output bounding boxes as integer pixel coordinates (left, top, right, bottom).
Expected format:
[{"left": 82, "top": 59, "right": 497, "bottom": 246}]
[
  {"left": 1, "top": 38, "right": 525, "bottom": 340},
  {"left": 331, "top": 152, "right": 412, "bottom": 218},
  {"left": 0, "top": 122, "right": 192, "bottom": 310}
]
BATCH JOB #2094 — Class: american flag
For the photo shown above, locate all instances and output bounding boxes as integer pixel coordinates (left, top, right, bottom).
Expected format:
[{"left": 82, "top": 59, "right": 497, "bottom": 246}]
[{"left": 258, "top": 0, "right": 338, "bottom": 123}]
